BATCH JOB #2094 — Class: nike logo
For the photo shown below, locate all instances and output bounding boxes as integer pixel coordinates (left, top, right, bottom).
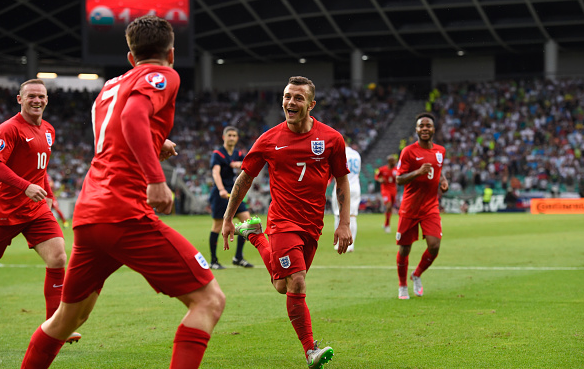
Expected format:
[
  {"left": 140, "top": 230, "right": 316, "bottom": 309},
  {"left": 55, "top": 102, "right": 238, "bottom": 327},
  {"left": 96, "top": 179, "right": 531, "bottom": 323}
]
[
  {"left": 53, "top": 284, "right": 63, "bottom": 288},
  {"left": 26, "top": 137, "right": 35, "bottom": 142},
  {"left": 415, "top": 157, "right": 424, "bottom": 160},
  {"left": 275, "top": 146, "right": 288, "bottom": 150}
]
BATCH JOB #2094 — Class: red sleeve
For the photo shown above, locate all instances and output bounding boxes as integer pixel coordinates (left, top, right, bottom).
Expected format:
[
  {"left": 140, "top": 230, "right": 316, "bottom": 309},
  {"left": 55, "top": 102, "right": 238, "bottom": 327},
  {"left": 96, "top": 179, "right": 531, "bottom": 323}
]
[
  {"left": 241, "top": 136, "right": 266, "bottom": 178},
  {"left": 0, "top": 162, "right": 31, "bottom": 191},
  {"left": 397, "top": 146, "right": 412, "bottom": 176},
  {"left": 120, "top": 93, "right": 166, "bottom": 184},
  {"left": 44, "top": 175, "right": 54, "bottom": 199}
]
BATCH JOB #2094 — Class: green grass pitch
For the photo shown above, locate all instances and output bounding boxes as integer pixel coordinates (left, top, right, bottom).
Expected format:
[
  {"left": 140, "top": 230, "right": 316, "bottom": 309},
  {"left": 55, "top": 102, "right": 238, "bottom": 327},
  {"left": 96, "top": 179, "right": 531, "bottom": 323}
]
[{"left": 1, "top": 212, "right": 583, "bottom": 368}]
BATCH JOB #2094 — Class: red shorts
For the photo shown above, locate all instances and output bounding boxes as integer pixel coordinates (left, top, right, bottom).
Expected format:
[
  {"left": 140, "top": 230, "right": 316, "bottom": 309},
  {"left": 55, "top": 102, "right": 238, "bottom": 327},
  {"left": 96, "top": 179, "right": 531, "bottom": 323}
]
[
  {"left": 395, "top": 213, "right": 442, "bottom": 246},
  {"left": 381, "top": 190, "right": 397, "bottom": 206},
  {"left": 0, "top": 210, "right": 63, "bottom": 258},
  {"left": 63, "top": 217, "right": 214, "bottom": 303},
  {"left": 269, "top": 232, "right": 317, "bottom": 280}
]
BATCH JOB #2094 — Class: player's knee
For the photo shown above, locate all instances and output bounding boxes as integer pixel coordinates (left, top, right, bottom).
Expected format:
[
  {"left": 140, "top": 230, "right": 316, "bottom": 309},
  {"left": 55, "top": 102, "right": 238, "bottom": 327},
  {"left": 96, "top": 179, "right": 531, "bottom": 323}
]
[
  {"left": 273, "top": 279, "right": 287, "bottom": 294},
  {"left": 205, "top": 284, "right": 226, "bottom": 320}
]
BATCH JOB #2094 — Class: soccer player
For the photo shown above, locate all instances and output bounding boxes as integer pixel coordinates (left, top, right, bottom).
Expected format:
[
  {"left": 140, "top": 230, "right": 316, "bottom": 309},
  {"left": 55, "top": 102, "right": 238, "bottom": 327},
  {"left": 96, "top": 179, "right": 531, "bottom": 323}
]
[
  {"left": 222, "top": 76, "right": 352, "bottom": 369},
  {"left": 395, "top": 112, "right": 449, "bottom": 300},
  {"left": 0, "top": 79, "right": 80, "bottom": 343},
  {"left": 375, "top": 154, "right": 398, "bottom": 233},
  {"left": 331, "top": 135, "right": 361, "bottom": 252},
  {"left": 208, "top": 126, "right": 253, "bottom": 269},
  {"left": 21, "top": 16, "right": 225, "bottom": 369}
]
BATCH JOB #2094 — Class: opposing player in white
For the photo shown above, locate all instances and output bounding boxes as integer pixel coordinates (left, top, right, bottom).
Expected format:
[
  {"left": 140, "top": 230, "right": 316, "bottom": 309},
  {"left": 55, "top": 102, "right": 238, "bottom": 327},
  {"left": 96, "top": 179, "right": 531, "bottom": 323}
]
[{"left": 332, "top": 136, "right": 361, "bottom": 252}]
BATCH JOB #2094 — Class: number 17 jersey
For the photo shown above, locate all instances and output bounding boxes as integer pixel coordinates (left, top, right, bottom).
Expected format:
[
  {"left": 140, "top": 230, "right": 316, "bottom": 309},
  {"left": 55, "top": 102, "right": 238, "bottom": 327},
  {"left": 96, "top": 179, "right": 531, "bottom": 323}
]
[{"left": 73, "top": 64, "right": 179, "bottom": 227}]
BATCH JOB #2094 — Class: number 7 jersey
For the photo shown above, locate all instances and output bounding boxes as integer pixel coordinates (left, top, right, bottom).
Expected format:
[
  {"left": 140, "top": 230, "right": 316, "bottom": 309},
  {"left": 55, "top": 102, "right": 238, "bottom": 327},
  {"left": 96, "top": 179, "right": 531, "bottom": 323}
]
[
  {"left": 396, "top": 141, "right": 446, "bottom": 219},
  {"left": 242, "top": 118, "right": 349, "bottom": 240},
  {"left": 73, "top": 64, "right": 179, "bottom": 226}
]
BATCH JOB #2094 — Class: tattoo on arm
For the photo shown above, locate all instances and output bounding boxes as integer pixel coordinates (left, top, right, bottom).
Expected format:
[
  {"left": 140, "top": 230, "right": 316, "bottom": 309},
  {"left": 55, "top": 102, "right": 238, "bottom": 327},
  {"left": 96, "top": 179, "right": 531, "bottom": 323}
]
[{"left": 224, "top": 172, "right": 253, "bottom": 220}]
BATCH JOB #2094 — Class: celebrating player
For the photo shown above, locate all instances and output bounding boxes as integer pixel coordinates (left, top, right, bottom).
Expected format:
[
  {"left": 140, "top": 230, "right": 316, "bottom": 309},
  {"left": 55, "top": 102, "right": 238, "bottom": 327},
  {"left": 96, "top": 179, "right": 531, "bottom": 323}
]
[
  {"left": 222, "top": 76, "right": 352, "bottom": 369},
  {"left": 375, "top": 154, "right": 398, "bottom": 233},
  {"left": 208, "top": 126, "right": 253, "bottom": 269},
  {"left": 0, "top": 79, "right": 80, "bottom": 343},
  {"left": 21, "top": 16, "right": 225, "bottom": 369},
  {"left": 395, "top": 112, "right": 448, "bottom": 300}
]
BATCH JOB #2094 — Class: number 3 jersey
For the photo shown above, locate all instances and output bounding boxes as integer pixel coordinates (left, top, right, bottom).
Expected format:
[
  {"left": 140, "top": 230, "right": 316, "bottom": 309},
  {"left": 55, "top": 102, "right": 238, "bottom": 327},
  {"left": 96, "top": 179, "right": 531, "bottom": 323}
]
[
  {"left": 0, "top": 113, "right": 55, "bottom": 225},
  {"left": 396, "top": 141, "right": 446, "bottom": 219},
  {"left": 73, "top": 64, "right": 179, "bottom": 227},
  {"left": 242, "top": 118, "right": 349, "bottom": 240}
]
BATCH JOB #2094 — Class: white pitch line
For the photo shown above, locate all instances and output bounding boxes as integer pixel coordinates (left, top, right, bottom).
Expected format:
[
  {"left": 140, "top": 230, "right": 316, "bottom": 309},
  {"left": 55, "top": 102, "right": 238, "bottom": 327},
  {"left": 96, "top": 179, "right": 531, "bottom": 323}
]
[
  {"left": 310, "top": 265, "right": 584, "bottom": 271},
  {"left": 2, "top": 264, "right": 583, "bottom": 271}
]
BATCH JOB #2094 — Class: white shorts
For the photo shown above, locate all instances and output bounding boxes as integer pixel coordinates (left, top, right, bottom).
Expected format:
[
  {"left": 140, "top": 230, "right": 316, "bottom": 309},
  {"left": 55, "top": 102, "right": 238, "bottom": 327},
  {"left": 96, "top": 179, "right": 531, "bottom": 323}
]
[{"left": 332, "top": 189, "right": 360, "bottom": 217}]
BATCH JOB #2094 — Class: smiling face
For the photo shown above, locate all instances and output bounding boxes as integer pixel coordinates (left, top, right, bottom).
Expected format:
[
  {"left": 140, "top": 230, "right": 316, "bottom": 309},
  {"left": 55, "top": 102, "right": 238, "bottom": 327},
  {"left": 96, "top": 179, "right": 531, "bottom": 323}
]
[
  {"left": 282, "top": 83, "right": 315, "bottom": 131},
  {"left": 18, "top": 82, "right": 48, "bottom": 126},
  {"left": 415, "top": 116, "right": 435, "bottom": 144}
]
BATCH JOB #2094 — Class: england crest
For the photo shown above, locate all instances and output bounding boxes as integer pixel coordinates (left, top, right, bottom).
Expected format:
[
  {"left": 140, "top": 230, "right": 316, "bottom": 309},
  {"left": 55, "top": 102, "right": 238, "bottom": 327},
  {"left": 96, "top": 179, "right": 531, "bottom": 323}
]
[
  {"left": 311, "top": 140, "right": 325, "bottom": 155},
  {"left": 436, "top": 152, "right": 443, "bottom": 164},
  {"left": 279, "top": 255, "right": 291, "bottom": 269},
  {"left": 45, "top": 132, "right": 53, "bottom": 146},
  {"left": 195, "top": 252, "right": 210, "bottom": 269}
]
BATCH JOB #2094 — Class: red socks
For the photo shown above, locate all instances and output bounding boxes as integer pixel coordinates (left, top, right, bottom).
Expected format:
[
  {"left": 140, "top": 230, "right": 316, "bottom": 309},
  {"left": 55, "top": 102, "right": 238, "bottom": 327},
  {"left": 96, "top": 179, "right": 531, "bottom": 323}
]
[
  {"left": 414, "top": 249, "right": 438, "bottom": 277},
  {"left": 170, "top": 324, "right": 211, "bottom": 369},
  {"left": 286, "top": 292, "right": 314, "bottom": 356},
  {"left": 44, "top": 268, "right": 64, "bottom": 319},
  {"left": 396, "top": 253, "right": 409, "bottom": 286},
  {"left": 249, "top": 233, "right": 273, "bottom": 276},
  {"left": 384, "top": 212, "right": 390, "bottom": 227},
  {"left": 21, "top": 326, "right": 65, "bottom": 369}
]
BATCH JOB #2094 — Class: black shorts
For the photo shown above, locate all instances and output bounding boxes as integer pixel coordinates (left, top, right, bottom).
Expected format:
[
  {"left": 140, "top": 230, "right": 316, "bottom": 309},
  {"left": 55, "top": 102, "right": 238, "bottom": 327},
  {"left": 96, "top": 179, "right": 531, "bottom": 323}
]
[{"left": 209, "top": 187, "right": 248, "bottom": 219}]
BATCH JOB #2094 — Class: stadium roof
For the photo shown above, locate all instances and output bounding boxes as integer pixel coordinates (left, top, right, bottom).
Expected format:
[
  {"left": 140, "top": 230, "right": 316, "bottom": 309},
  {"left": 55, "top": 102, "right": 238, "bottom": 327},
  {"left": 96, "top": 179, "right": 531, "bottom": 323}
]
[{"left": 1, "top": 0, "right": 584, "bottom": 73}]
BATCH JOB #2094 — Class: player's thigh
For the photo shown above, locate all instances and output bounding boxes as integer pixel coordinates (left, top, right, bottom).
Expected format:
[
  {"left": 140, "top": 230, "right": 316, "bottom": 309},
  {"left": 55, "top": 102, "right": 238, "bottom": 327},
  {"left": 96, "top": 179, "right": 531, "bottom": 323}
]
[
  {"left": 63, "top": 224, "right": 126, "bottom": 303},
  {"left": 22, "top": 211, "right": 64, "bottom": 249},
  {"left": 270, "top": 232, "right": 317, "bottom": 280},
  {"left": 235, "top": 211, "right": 251, "bottom": 222},
  {"left": 420, "top": 214, "right": 442, "bottom": 239},
  {"left": 113, "top": 218, "right": 215, "bottom": 297},
  {"left": 396, "top": 216, "right": 420, "bottom": 245},
  {"left": 0, "top": 223, "right": 27, "bottom": 257}
]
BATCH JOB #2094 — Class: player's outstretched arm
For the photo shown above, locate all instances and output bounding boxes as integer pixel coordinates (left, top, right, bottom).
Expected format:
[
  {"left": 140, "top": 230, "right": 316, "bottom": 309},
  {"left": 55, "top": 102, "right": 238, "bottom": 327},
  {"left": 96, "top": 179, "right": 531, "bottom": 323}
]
[{"left": 222, "top": 171, "right": 254, "bottom": 250}]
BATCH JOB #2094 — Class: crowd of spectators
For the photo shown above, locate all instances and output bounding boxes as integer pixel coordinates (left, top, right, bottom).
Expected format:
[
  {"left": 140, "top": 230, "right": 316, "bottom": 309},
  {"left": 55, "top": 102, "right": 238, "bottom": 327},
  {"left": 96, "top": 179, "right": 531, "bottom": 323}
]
[
  {"left": 426, "top": 78, "right": 584, "bottom": 197},
  {"left": 2, "top": 76, "right": 581, "bottom": 215},
  {"left": 0, "top": 82, "right": 406, "bottom": 213}
]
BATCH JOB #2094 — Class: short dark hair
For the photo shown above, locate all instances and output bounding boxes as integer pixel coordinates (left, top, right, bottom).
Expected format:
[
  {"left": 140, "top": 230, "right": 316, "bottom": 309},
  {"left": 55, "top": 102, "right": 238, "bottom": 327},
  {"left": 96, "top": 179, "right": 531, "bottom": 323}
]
[
  {"left": 19, "top": 79, "right": 46, "bottom": 96},
  {"left": 415, "top": 112, "right": 436, "bottom": 124},
  {"left": 288, "top": 76, "right": 315, "bottom": 101},
  {"left": 125, "top": 15, "right": 174, "bottom": 62},
  {"left": 223, "top": 126, "right": 238, "bottom": 136}
]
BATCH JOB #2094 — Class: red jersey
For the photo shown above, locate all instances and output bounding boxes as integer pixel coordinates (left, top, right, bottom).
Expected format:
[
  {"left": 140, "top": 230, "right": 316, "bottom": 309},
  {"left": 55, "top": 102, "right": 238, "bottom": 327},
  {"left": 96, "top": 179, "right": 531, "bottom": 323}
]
[
  {"left": 73, "top": 65, "right": 179, "bottom": 227},
  {"left": 242, "top": 118, "right": 349, "bottom": 240},
  {"left": 396, "top": 141, "right": 446, "bottom": 219},
  {"left": 375, "top": 164, "right": 398, "bottom": 195},
  {"left": 0, "top": 113, "right": 55, "bottom": 225}
]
